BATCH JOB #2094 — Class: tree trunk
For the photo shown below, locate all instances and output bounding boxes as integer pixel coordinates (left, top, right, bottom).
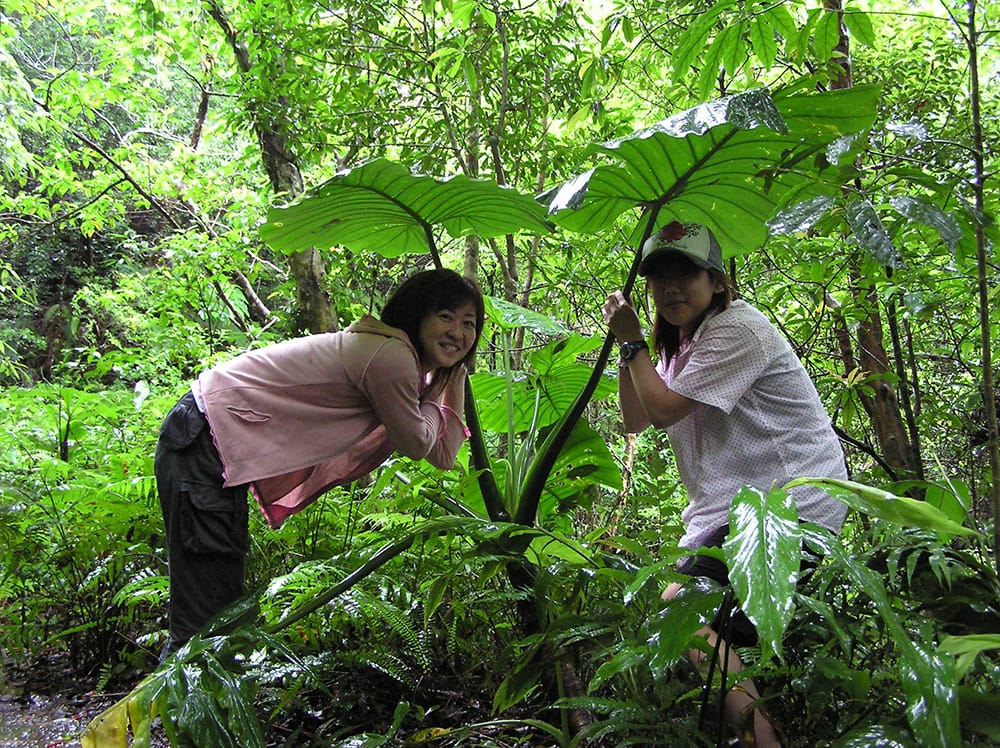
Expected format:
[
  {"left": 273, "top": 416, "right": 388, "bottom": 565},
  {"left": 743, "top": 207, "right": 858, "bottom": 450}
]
[
  {"left": 961, "top": 0, "right": 1000, "bottom": 570},
  {"left": 206, "top": 0, "right": 336, "bottom": 333},
  {"left": 852, "top": 278, "right": 921, "bottom": 479},
  {"left": 826, "top": 0, "right": 920, "bottom": 482}
]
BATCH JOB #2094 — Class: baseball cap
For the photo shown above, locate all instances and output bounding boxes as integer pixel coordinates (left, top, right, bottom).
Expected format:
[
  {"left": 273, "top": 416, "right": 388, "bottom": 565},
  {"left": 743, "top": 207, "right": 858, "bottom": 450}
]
[{"left": 638, "top": 221, "right": 724, "bottom": 277}]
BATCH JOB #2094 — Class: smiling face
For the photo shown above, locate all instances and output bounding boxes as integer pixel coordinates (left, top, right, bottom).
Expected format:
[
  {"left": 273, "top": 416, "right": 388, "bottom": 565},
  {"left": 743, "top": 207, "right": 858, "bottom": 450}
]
[
  {"left": 646, "top": 254, "right": 726, "bottom": 335},
  {"left": 417, "top": 300, "right": 479, "bottom": 371}
]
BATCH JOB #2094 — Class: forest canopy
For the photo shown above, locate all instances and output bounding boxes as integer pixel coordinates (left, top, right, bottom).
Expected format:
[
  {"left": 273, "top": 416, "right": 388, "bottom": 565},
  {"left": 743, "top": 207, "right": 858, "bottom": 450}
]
[{"left": 1, "top": 0, "right": 999, "bottom": 746}]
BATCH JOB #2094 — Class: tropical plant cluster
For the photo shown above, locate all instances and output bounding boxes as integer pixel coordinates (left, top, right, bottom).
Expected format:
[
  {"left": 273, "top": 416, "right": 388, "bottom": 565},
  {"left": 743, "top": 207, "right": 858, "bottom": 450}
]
[{"left": 1, "top": 1, "right": 999, "bottom": 746}]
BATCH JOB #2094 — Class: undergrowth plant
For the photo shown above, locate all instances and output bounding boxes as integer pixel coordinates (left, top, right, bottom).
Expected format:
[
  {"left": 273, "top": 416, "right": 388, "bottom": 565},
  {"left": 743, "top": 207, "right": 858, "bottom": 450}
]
[{"left": 0, "top": 385, "right": 166, "bottom": 679}]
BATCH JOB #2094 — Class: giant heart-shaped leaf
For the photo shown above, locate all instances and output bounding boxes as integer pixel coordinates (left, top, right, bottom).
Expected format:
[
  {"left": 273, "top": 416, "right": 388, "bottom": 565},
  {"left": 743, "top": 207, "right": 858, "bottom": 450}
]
[
  {"left": 471, "top": 334, "right": 614, "bottom": 433},
  {"left": 539, "top": 84, "right": 882, "bottom": 255},
  {"left": 259, "top": 157, "right": 553, "bottom": 257}
]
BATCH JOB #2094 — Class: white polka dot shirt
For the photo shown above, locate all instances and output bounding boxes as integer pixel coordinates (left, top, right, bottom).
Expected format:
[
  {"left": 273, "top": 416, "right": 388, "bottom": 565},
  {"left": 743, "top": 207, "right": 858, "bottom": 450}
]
[{"left": 661, "top": 300, "right": 849, "bottom": 549}]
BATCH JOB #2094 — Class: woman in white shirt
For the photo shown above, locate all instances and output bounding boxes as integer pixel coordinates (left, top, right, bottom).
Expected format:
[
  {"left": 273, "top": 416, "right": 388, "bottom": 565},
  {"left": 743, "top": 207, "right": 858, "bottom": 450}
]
[{"left": 603, "top": 222, "right": 847, "bottom": 748}]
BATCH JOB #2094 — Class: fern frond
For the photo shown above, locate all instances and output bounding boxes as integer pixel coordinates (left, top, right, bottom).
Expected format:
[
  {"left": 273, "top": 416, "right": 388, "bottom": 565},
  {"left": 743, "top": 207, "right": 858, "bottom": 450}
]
[
  {"left": 365, "top": 596, "right": 432, "bottom": 672},
  {"left": 341, "top": 649, "right": 418, "bottom": 689}
]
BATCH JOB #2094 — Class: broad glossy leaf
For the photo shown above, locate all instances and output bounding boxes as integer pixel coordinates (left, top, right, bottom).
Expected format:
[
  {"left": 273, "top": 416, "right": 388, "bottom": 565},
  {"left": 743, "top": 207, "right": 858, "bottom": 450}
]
[
  {"left": 824, "top": 538, "right": 960, "bottom": 747},
  {"left": 484, "top": 295, "right": 570, "bottom": 334},
  {"left": 846, "top": 197, "right": 903, "bottom": 267},
  {"left": 542, "top": 418, "right": 623, "bottom": 504},
  {"left": 890, "top": 196, "right": 963, "bottom": 251},
  {"left": 201, "top": 655, "right": 265, "bottom": 748},
  {"left": 899, "top": 643, "right": 961, "bottom": 747},
  {"left": 786, "top": 477, "right": 978, "bottom": 538},
  {"left": 539, "top": 85, "right": 880, "bottom": 256},
  {"left": 768, "top": 195, "right": 836, "bottom": 234},
  {"left": 724, "top": 485, "right": 800, "bottom": 661},
  {"left": 830, "top": 725, "right": 913, "bottom": 747},
  {"left": 647, "top": 584, "right": 723, "bottom": 672},
  {"left": 260, "top": 158, "right": 552, "bottom": 257}
]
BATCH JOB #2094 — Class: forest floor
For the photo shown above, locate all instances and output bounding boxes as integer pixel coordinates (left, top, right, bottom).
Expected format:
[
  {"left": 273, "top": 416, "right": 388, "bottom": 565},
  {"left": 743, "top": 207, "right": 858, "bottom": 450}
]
[
  {"left": 0, "top": 651, "right": 551, "bottom": 747},
  {"left": 0, "top": 652, "right": 170, "bottom": 748}
]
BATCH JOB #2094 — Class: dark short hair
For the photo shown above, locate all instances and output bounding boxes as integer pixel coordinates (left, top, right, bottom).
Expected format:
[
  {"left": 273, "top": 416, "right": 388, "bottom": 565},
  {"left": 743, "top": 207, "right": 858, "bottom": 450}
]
[{"left": 380, "top": 269, "right": 485, "bottom": 380}]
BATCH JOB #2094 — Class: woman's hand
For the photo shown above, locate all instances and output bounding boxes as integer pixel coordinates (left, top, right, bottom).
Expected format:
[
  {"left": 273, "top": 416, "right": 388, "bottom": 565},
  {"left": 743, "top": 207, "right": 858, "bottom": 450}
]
[
  {"left": 424, "top": 364, "right": 467, "bottom": 407},
  {"left": 603, "top": 291, "right": 643, "bottom": 342}
]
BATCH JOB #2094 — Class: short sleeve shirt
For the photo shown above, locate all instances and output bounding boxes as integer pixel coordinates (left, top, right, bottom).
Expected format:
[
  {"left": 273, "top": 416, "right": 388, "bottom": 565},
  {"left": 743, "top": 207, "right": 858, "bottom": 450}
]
[{"left": 661, "top": 300, "right": 848, "bottom": 549}]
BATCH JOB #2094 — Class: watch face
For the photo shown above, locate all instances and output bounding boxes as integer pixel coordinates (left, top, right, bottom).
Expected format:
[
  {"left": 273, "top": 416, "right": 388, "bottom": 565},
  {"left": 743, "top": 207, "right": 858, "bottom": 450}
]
[{"left": 620, "top": 341, "right": 647, "bottom": 360}]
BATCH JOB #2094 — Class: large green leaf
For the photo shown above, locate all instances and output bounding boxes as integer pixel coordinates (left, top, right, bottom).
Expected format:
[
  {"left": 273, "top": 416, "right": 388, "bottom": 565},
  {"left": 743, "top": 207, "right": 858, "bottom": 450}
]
[
  {"left": 470, "top": 335, "right": 614, "bottom": 433},
  {"left": 785, "top": 477, "right": 978, "bottom": 538},
  {"left": 483, "top": 295, "right": 570, "bottom": 335},
  {"left": 539, "top": 84, "right": 881, "bottom": 255},
  {"left": 889, "top": 195, "right": 963, "bottom": 252},
  {"left": 259, "top": 158, "right": 553, "bottom": 257},
  {"left": 822, "top": 536, "right": 961, "bottom": 747},
  {"left": 541, "top": 417, "right": 623, "bottom": 503},
  {"left": 845, "top": 196, "right": 903, "bottom": 267},
  {"left": 724, "top": 485, "right": 800, "bottom": 662}
]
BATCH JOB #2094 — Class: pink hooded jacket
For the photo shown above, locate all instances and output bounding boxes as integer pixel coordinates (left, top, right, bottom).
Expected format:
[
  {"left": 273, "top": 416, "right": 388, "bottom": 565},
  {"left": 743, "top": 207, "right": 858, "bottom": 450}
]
[{"left": 196, "top": 316, "right": 467, "bottom": 528}]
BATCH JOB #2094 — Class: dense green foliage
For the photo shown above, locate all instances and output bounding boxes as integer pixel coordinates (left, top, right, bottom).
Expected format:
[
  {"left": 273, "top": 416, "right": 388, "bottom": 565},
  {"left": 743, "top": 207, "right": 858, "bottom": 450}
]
[{"left": 2, "top": 0, "right": 999, "bottom": 746}]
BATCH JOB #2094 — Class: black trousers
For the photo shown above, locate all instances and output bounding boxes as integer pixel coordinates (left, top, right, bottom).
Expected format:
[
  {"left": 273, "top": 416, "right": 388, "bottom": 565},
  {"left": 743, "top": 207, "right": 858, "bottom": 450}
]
[{"left": 154, "top": 392, "right": 249, "bottom": 656}]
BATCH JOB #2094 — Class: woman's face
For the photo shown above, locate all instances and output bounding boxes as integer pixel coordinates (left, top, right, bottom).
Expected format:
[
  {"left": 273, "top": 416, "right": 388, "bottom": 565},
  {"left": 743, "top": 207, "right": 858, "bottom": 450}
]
[
  {"left": 417, "top": 300, "right": 478, "bottom": 371},
  {"left": 646, "top": 255, "right": 725, "bottom": 334}
]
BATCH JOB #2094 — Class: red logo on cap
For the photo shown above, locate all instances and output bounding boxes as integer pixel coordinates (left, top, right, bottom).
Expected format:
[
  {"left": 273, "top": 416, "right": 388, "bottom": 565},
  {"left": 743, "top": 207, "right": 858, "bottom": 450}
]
[{"left": 658, "top": 221, "right": 687, "bottom": 242}]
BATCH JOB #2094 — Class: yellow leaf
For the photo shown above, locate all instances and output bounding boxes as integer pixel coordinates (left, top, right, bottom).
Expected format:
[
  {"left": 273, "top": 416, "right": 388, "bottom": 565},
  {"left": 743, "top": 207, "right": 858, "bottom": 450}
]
[
  {"left": 81, "top": 698, "right": 130, "bottom": 748},
  {"left": 405, "top": 726, "right": 452, "bottom": 743}
]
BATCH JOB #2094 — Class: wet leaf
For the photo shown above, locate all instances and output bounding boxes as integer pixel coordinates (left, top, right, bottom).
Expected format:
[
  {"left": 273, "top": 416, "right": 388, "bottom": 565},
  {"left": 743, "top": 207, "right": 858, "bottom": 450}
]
[
  {"left": 647, "top": 584, "right": 723, "bottom": 671},
  {"left": 886, "top": 120, "right": 931, "bottom": 141},
  {"left": 785, "top": 477, "right": 978, "bottom": 538},
  {"left": 889, "top": 195, "right": 963, "bottom": 251},
  {"left": 767, "top": 195, "right": 836, "bottom": 234},
  {"left": 899, "top": 643, "right": 960, "bottom": 747},
  {"left": 484, "top": 295, "right": 569, "bottom": 334},
  {"left": 829, "top": 724, "right": 913, "bottom": 747},
  {"left": 724, "top": 485, "right": 799, "bottom": 661},
  {"left": 823, "top": 540, "right": 960, "bottom": 746},
  {"left": 845, "top": 197, "right": 902, "bottom": 267}
]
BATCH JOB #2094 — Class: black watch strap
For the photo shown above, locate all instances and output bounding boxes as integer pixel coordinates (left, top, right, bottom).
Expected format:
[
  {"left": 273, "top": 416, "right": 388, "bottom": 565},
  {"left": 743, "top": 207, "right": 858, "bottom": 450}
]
[{"left": 618, "top": 340, "right": 649, "bottom": 361}]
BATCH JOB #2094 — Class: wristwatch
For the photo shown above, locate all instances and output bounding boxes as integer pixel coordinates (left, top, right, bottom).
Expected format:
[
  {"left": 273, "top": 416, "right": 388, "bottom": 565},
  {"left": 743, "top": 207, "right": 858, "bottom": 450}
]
[{"left": 618, "top": 340, "right": 648, "bottom": 363}]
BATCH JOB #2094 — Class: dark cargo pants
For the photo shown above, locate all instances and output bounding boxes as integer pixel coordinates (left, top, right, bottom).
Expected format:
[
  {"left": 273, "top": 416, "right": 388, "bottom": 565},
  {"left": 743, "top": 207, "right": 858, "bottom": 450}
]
[{"left": 154, "top": 392, "right": 249, "bottom": 657}]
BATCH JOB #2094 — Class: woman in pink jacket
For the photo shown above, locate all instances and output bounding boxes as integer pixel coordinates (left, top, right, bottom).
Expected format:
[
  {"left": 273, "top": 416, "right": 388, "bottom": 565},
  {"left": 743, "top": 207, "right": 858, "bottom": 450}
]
[{"left": 154, "top": 269, "right": 484, "bottom": 655}]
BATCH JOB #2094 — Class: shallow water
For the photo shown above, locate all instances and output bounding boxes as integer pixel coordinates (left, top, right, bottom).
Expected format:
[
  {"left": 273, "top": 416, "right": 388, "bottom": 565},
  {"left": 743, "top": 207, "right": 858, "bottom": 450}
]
[{"left": 0, "top": 694, "right": 96, "bottom": 748}]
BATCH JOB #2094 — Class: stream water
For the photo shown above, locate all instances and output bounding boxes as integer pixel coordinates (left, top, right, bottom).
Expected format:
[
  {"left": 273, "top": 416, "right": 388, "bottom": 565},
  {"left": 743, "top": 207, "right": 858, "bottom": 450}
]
[{"left": 0, "top": 693, "right": 98, "bottom": 748}]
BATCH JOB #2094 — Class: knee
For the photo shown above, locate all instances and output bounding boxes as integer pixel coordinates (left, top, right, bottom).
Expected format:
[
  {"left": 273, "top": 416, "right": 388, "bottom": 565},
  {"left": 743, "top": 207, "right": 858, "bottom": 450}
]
[{"left": 662, "top": 581, "right": 684, "bottom": 600}]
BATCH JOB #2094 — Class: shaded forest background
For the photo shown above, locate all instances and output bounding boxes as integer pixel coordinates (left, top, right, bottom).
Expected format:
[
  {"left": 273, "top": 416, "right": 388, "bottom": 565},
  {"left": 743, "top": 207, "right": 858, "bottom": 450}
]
[{"left": 1, "top": 0, "right": 999, "bottom": 746}]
